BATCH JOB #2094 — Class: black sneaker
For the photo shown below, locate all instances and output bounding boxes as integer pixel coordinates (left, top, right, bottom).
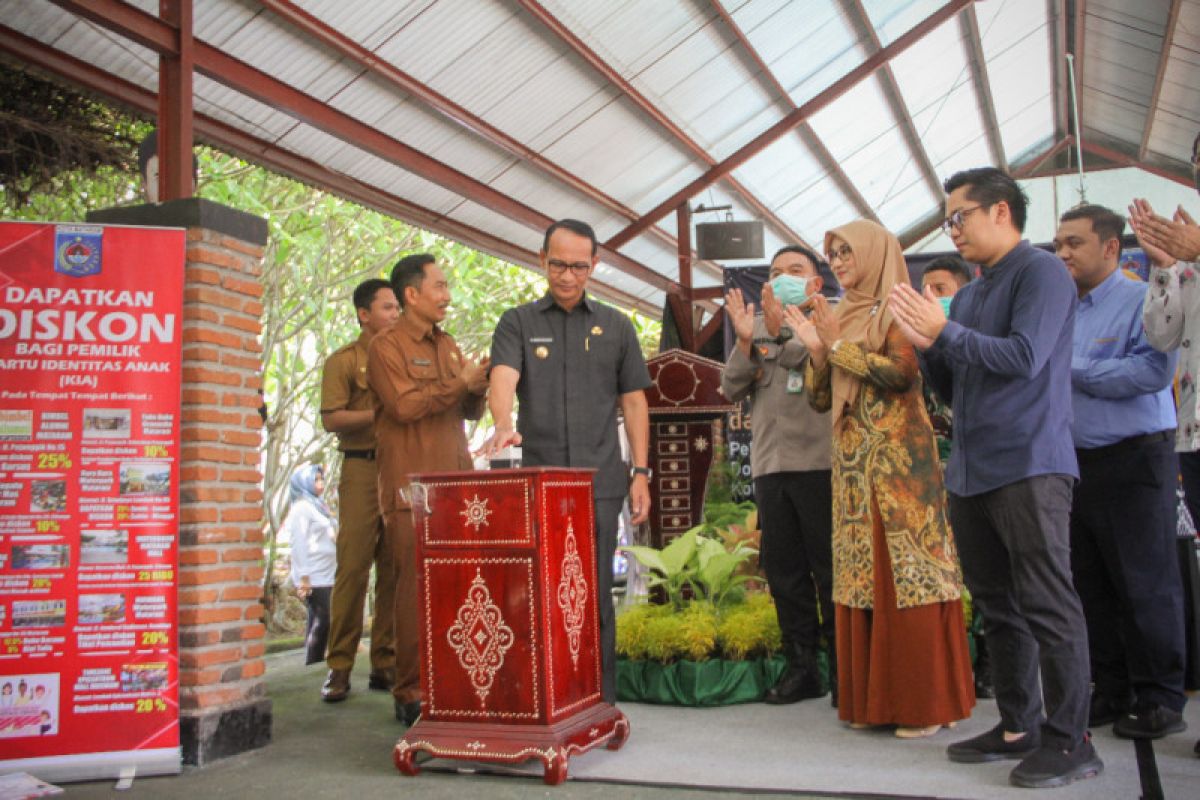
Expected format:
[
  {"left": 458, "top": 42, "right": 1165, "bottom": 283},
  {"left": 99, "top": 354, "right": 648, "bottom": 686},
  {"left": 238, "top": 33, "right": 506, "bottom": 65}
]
[
  {"left": 947, "top": 723, "right": 1040, "bottom": 763},
  {"left": 1113, "top": 702, "right": 1187, "bottom": 740},
  {"left": 1009, "top": 736, "right": 1103, "bottom": 789}
]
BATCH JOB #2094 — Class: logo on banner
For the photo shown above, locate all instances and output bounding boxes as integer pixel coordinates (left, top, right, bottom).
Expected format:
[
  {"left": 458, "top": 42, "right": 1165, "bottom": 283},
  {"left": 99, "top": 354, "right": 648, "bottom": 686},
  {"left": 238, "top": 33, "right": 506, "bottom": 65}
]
[{"left": 54, "top": 225, "right": 103, "bottom": 277}]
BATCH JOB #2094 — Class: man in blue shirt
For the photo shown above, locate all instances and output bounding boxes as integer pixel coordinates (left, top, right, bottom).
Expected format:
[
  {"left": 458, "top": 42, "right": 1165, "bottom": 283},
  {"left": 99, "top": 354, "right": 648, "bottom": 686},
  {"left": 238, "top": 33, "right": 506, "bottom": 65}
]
[
  {"left": 1055, "top": 204, "right": 1187, "bottom": 740},
  {"left": 890, "top": 167, "right": 1101, "bottom": 789}
]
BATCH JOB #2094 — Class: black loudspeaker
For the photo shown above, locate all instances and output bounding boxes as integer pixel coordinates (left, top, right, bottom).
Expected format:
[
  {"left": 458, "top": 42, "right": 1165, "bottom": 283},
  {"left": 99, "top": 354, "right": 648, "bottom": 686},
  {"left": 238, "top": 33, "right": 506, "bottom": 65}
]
[{"left": 695, "top": 220, "right": 764, "bottom": 260}]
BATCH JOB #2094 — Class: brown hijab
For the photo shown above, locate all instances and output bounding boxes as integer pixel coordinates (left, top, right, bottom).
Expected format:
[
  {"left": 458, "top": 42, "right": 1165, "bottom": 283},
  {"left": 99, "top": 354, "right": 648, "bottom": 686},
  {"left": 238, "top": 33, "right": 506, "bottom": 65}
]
[{"left": 825, "top": 219, "right": 911, "bottom": 430}]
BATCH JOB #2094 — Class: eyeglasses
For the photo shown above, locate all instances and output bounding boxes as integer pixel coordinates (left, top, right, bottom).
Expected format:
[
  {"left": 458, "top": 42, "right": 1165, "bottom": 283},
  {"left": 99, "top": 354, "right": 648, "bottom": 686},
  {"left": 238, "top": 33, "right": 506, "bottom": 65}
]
[
  {"left": 547, "top": 259, "right": 592, "bottom": 276},
  {"left": 940, "top": 205, "right": 987, "bottom": 235},
  {"left": 826, "top": 244, "right": 853, "bottom": 264}
]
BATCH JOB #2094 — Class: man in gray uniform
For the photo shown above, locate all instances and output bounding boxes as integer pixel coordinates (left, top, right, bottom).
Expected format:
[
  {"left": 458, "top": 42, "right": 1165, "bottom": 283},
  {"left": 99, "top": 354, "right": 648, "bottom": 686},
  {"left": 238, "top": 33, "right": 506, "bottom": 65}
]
[
  {"left": 484, "top": 219, "right": 652, "bottom": 704},
  {"left": 722, "top": 245, "right": 835, "bottom": 705}
]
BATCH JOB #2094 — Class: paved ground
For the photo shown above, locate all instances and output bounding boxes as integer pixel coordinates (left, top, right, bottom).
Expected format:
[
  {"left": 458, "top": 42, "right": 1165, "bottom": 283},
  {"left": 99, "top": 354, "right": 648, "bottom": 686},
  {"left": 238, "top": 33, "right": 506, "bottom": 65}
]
[{"left": 62, "top": 651, "right": 854, "bottom": 799}]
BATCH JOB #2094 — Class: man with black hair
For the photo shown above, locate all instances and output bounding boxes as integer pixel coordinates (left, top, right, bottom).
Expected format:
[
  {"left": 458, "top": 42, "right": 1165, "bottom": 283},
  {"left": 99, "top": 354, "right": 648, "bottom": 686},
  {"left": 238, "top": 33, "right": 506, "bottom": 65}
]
[
  {"left": 318, "top": 278, "right": 400, "bottom": 702},
  {"left": 368, "top": 254, "right": 489, "bottom": 724},
  {"left": 483, "top": 219, "right": 652, "bottom": 704},
  {"left": 1053, "top": 203, "right": 1186, "bottom": 740},
  {"left": 721, "top": 245, "right": 835, "bottom": 706},
  {"left": 922, "top": 255, "right": 974, "bottom": 299},
  {"left": 890, "top": 167, "right": 1101, "bottom": 788}
]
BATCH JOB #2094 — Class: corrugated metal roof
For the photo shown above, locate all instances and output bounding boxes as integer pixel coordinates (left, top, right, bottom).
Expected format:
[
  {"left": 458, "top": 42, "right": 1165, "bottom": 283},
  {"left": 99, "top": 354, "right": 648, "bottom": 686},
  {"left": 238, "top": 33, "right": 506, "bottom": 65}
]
[{"left": 4, "top": 0, "right": 1196, "bottom": 315}]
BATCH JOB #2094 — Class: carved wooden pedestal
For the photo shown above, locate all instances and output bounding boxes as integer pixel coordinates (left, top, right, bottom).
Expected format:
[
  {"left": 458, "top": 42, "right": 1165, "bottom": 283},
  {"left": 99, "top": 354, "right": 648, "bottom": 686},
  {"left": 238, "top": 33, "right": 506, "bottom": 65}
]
[{"left": 394, "top": 468, "right": 628, "bottom": 785}]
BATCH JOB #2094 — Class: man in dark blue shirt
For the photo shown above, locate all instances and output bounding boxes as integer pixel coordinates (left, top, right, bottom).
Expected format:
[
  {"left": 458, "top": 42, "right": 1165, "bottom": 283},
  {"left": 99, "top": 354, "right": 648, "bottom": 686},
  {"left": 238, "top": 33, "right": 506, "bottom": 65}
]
[
  {"left": 1055, "top": 203, "right": 1185, "bottom": 740},
  {"left": 890, "top": 168, "right": 1101, "bottom": 789},
  {"left": 484, "top": 219, "right": 652, "bottom": 704}
]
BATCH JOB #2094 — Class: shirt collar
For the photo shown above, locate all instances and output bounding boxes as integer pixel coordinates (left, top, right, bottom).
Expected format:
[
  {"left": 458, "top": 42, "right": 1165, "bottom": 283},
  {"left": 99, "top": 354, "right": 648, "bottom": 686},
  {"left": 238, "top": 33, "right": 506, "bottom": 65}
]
[
  {"left": 1079, "top": 267, "right": 1123, "bottom": 307},
  {"left": 982, "top": 239, "right": 1031, "bottom": 279},
  {"left": 535, "top": 291, "right": 595, "bottom": 313}
]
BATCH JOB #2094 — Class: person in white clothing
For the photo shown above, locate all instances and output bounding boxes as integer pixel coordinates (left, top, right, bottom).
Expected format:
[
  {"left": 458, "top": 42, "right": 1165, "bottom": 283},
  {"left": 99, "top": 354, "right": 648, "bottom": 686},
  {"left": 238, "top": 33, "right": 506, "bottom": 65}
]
[{"left": 285, "top": 464, "right": 338, "bottom": 665}]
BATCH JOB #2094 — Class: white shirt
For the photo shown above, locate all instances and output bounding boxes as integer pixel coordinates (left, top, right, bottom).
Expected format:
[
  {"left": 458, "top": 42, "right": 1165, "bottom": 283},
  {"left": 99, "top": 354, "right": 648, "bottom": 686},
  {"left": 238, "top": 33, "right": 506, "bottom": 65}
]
[
  {"left": 284, "top": 498, "right": 337, "bottom": 588},
  {"left": 1143, "top": 260, "right": 1200, "bottom": 451}
]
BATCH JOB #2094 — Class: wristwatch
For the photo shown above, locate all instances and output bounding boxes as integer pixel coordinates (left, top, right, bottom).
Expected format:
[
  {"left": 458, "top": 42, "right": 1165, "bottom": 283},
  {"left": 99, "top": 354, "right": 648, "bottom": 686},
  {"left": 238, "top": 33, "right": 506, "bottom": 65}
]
[{"left": 631, "top": 466, "right": 652, "bottom": 480}]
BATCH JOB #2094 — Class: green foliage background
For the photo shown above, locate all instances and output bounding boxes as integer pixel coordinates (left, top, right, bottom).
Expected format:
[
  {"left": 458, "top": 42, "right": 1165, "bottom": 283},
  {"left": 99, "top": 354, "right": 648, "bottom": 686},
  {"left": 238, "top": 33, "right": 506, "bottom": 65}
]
[{"left": 3, "top": 129, "right": 662, "bottom": 627}]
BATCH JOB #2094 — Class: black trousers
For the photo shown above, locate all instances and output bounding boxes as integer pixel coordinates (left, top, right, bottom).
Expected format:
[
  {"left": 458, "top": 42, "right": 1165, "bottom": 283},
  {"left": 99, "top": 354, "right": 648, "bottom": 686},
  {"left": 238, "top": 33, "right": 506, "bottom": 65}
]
[
  {"left": 754, "top": 471, "right": 834, "bottom": 650},
  {"left": 595, "top": 496, "right": 622, "bottom": 704},
  {"left": 950, "top": 475, "right": 1090, "bottom": 749},
  {"left": 1070, "top": 433, "right": 1187, "bottom": 712},
  {"left": 304, "top": 585, "right": 332, "bottom": 666}
]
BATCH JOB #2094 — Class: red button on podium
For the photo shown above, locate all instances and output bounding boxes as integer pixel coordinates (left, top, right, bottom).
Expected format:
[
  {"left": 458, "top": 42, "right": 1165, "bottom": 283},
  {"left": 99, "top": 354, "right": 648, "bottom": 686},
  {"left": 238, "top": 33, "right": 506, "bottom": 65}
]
[{"left": 394, "top": 467, "right": 629, "bottom": 785}]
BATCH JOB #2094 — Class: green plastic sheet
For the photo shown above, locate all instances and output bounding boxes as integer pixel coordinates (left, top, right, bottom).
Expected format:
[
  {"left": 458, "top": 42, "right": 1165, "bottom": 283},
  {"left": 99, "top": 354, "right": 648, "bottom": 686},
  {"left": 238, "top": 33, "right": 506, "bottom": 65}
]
[{"left": 616, "top": 655, "right": 789, "bottom": 706}]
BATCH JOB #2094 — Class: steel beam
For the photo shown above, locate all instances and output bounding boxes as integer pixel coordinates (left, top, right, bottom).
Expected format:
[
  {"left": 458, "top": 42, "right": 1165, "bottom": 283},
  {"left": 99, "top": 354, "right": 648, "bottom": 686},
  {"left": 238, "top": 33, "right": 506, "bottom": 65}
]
[
  {"left": 1049, "top": 0, "right": 1069, "bottom": 141},
  {"left": 514, "top": 0, "right": 809, "bottom": 248},
  {"left": 255, "top": 0, "right": 719, "bottom": 279},
  {"left": 710, "top": 0, "right": 878, "bottom": 225},
  {"left": 1012, "top": 136, "right": 1072, "bottom": 179},
  {"left": 1138, "top": 0, "right": 1182, "bottom": 161},
  {"left": 960, "top": 4, "right": 1007, "bottom": 171},
  {"left": 0, "top": 24, "right": 659, "bottom": 316},
  {"left": 157, "top": 0, "right": 194, "bottom": 200},
  {"left": 605, "top": 0, "right": 972, "bottom": 251},
  {"left": 1069, "top": 0, "right": 1087, "bottom": 150},
  {"left": 1081, "top": 140, "right": 1193, "bottom": 189},
  {"left": 45, "top": 0, "right": 670, "bottom": 292},
  {"left": 840, "top": 0, "right": 944, "bottom": 201}
]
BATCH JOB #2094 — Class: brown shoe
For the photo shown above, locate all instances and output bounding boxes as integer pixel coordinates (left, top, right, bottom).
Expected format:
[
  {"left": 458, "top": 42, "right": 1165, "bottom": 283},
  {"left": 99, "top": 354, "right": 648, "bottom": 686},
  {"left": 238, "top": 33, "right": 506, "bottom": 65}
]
[
  {"left": 368, "top": 668, "right": 395, "bottom": 692},
  {"left": 321, "top": 669, "right": 351, "bottom": 702}
]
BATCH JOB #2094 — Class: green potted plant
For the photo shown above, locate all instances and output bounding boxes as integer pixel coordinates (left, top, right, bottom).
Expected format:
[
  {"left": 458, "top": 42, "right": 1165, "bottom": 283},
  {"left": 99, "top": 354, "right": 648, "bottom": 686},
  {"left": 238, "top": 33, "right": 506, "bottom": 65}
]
[{"left": 615, "top": 526, "right": 790, "bottom": 706}]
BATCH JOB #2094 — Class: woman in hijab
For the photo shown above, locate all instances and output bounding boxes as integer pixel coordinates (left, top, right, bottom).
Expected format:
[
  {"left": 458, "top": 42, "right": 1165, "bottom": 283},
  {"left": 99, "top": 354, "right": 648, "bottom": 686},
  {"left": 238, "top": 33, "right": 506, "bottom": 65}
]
[
  {"left": 784, "top": 219, "right": 974, "bottom": 738},
  {"left": 284, "top": 463, "right": 337, "bottom": 665}
]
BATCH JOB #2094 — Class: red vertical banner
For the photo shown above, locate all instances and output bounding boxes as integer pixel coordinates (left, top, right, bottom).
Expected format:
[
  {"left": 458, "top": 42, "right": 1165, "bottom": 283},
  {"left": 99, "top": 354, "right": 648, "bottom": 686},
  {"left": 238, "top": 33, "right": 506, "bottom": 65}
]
[{"left": 0, "top": 221, "right": 183, "bottom": 779}]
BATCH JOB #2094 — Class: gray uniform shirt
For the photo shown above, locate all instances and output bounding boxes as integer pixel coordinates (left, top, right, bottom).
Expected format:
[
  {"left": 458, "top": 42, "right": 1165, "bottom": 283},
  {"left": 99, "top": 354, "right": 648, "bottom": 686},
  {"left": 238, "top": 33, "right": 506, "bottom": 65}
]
[
  {"left": 721, "top": 316, "right": 832, "bottom": 477},
  {"left": 491, "top": 292, "right": 652, "bottom": 499}
]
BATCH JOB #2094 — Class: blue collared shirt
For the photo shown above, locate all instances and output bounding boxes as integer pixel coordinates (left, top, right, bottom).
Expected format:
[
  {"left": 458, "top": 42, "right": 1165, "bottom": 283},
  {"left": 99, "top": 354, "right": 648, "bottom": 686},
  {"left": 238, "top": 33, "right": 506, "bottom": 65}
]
[
  {"left": 922, "top": 241, "right": 1079, "bottom": 497},
  {"left": 1071, "top": 269, "right": 1176, "bottom": 448}
]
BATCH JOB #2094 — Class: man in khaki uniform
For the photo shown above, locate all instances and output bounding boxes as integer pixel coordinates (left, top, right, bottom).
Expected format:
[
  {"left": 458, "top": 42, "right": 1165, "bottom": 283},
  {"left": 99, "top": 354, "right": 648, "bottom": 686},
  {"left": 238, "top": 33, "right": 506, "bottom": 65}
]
[
  {"left": 319, "top": 278, "right": 400, "bottom": 702},
  {"left": 367, "top": 254, "right": 489, "bottom": 725}
]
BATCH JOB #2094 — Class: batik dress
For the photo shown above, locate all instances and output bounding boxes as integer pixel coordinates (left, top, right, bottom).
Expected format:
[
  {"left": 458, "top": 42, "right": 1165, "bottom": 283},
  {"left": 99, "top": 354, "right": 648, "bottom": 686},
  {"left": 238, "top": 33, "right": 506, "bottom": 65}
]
[{"left": 807, "top": 325, "right": 975, "bottom": 727}]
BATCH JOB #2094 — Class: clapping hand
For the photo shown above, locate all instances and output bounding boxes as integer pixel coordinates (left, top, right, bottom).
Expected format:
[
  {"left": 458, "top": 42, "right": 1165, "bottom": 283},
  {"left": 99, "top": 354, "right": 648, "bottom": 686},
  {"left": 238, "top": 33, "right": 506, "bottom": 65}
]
[
  {"left": 809, "top": 295, "right": 840, "bottom": 347},
  {"left": 1128, "top": 198, "right": 1194, "bottom": 268},
  {"left": 782, "top": 304, "right": 826, "bottom": 367},
  {"left": 724, "top": 288, "right": 757, "bottom": 344},
  {"left": 888, "top": 285, "right": 944, "bottom": 350}
]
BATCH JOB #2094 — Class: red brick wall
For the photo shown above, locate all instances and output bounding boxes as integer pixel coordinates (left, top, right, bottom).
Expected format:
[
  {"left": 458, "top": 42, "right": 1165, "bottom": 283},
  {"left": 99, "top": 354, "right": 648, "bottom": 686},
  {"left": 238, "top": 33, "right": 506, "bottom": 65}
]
[{"left": 177, "top": 229, "right": 267, "bottom": 715}]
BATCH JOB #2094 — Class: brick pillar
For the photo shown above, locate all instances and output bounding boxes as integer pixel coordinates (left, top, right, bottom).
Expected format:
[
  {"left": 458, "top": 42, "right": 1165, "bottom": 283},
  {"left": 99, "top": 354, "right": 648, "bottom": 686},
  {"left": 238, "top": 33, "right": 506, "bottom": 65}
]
[{"left": 90, "top": 198, "right": 271, "bottom": 764}]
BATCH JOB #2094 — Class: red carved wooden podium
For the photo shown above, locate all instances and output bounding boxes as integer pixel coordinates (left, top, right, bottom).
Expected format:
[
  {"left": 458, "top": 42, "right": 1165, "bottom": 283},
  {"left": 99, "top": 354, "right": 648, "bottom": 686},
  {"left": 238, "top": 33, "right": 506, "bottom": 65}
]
[{"left": 394, "top": 467, "right": 629, "bottom": 785}]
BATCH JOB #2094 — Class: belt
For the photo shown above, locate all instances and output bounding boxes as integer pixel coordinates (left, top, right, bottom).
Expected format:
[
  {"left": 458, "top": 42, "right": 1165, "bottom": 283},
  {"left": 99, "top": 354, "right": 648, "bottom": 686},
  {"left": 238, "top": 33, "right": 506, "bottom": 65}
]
[
  {"left": 342, "top": 449, "right": 376, "bottom": 461},
  {"left": 1075, "top": 430, "right": 1172, "bottom": 464}
]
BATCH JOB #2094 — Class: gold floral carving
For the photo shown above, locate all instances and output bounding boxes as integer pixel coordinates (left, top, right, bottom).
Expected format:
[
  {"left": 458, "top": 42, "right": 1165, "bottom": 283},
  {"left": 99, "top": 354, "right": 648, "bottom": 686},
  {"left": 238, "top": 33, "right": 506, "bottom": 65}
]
[
  {"left": 446, "top": 570, "right": 515, "bottom": 703},
  {"left": 556, "top": 521, "right": 588, "bottom": 668}
]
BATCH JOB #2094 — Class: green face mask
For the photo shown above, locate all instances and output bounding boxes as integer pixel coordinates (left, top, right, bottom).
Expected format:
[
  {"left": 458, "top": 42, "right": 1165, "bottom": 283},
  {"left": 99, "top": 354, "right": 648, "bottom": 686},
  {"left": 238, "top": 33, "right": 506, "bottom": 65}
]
[
  {"left": 938, "top": 296, "right": 953, "bottom": 317},
  {"left": 770, "top": 274, "right": 811, "bottom": 307}
]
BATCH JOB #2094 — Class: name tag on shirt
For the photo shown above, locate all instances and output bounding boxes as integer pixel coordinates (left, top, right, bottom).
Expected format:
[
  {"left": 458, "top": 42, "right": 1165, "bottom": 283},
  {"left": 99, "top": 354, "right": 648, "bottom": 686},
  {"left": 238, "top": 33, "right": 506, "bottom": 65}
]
[
  {"left": 412, "top": 358, "right": 432, "bottom": 366},
  {"left": 786, "top": 369, "right": 804, "bottom": 394},
  {"left": 530, "top": 337, "right": 554, "bottom": 343}
]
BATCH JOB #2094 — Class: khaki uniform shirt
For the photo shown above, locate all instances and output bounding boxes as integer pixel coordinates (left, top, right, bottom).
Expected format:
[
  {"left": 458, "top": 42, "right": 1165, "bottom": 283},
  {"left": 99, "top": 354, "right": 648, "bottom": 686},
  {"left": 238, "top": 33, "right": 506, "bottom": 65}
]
[
  {"left": 320, "top": 331, "right": 377, "bottom": 451},
  {"left": 367, "top": 312, "right": 485, "bottom": 514},
  {"left": 721, "top": 316, "right": 832, "bottom": 477}
]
